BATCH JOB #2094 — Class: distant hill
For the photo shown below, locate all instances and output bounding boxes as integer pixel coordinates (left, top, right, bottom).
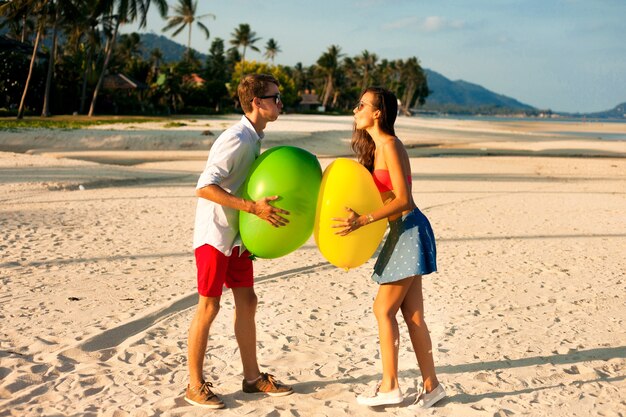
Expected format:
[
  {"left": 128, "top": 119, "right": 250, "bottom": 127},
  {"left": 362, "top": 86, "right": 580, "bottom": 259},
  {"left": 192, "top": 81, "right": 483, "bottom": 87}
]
[
  {"left": 137, "top": 33, "right": 209, "bottom": 63},
  {"left": 137, "top": 31, "right": 537, "bottom": 114},
  {"left": 101, "top": 33, "right": 626, "bottom": 118},
  {"left": 132, "top": 34, "right": 539, "bottom": 114},
  {"left": 580, "top": 102, "right": 626, "bottom": 119},
  {"left": 420, "top": 69, "right": 536, "bottom": 114}
]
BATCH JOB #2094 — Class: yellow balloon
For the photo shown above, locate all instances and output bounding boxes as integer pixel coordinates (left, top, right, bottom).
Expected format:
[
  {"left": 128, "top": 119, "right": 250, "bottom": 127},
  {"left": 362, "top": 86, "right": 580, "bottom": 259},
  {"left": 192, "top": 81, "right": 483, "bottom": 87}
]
[{"left": 314, "top": 158, "right": 387, "bottom": 270}]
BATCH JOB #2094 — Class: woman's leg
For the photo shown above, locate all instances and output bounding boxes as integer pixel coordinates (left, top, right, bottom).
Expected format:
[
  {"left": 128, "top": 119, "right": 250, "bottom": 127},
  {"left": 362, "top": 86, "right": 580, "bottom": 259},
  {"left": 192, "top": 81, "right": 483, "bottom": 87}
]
[
  {"left": 373, "top": 277, "right": 414, "bottom": 392},
  {"left": 400, "top": 275, "right": 439, "bottom": 392}
]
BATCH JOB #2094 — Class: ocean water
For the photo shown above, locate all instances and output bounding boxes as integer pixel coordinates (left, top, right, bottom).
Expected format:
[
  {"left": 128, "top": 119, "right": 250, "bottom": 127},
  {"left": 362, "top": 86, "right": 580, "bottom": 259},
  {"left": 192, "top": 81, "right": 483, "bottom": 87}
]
[
  {"left": 552, "top": 132, "right": 626, "bottom": 141},
  {"left": 422, "top": 114, "right": 626, "bottom": 124},
  {"left": 419, "top": 114, "right": 626, "bottom": 141}
]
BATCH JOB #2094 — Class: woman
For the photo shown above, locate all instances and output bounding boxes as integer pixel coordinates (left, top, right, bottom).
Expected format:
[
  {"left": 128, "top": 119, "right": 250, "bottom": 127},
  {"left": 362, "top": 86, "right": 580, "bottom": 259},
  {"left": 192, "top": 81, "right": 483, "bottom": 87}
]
[{"left": 333, "top": 87, "right": 446, "bottom": 409}]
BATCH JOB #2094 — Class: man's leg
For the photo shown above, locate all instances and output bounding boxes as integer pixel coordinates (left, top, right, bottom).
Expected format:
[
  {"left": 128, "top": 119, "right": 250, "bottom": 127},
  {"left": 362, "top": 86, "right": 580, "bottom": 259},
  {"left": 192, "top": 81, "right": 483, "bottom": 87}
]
[
  {"left": 231, "top": 286, "right": 260, "bottom": 381},
  {"left": 185, "top": 294, "right": 224, "bottom": 408},
  {"left": 188, "top": 295, "right": 221, "bottom": 386},
  {"left": 232, "top": 286, "right": 293, "bottom": 396}
]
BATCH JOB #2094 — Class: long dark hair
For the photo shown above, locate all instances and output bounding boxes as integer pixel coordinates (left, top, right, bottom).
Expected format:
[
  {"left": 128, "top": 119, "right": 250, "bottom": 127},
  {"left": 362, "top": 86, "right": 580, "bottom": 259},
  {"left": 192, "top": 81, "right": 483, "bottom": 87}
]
[{"left": 351, "top": 87, "right": 398, "bottom": 172}]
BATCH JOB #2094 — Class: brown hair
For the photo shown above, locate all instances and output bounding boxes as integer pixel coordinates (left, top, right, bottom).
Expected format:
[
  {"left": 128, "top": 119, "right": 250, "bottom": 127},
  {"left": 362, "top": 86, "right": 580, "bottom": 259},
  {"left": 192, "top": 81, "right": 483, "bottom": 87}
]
[
  {"left": 351, "top": 87, "right": 398, "bottom": 172},
  {"left": 237, "top": 73, "right": 280, "bottom": 113}
]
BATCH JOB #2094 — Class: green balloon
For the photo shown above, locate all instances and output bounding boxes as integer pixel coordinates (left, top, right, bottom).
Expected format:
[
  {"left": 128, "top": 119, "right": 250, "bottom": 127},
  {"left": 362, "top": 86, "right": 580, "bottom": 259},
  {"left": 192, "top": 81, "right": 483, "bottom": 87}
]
[{"left": 240, "top": 146, "right": 322, "bottom": 258}]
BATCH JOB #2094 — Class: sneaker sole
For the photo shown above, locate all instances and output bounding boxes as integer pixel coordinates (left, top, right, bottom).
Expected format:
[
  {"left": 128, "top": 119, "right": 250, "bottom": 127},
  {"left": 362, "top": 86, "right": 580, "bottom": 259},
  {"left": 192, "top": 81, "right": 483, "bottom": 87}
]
[
  {"left": 424, "top": 392, "right": 447, "bottom": 408},
  {"left": 408, "top": 392, "right": 447, "bottom": 409},
  {"left": 243, "top": 389, "right": 294, "bottom": 397},
  {"left": 184, "top": 396, "right": 225, "bottom": 409},
  {"left": 357, "top": 397, "right": 404, "bottom": 407}
]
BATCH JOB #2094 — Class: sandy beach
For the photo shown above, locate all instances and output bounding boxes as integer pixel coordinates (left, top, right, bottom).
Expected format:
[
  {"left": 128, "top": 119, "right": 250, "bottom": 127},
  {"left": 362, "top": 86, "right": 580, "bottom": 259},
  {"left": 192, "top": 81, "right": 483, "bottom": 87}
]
[{"left": 1, "top": 114, "right": 625, "bottom": 416}]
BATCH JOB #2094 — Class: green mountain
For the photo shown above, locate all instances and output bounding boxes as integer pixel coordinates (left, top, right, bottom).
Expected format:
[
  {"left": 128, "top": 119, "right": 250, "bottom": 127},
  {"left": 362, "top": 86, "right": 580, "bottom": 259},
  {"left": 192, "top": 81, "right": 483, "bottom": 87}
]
[
  {"left": 136, "top": 34, "right": 537, "bottom": 113},
  {"left": 581, "top": 102, "right": 626, "bottom": 119},
  {"left": 137, "top": 32, "right": 208, "bottom": 63},
  {"left": 421, "top": 69, "right": 536, "bottom": 114},
  {"left": 138, "top": 32, "right": 537, "bottom": 114}
]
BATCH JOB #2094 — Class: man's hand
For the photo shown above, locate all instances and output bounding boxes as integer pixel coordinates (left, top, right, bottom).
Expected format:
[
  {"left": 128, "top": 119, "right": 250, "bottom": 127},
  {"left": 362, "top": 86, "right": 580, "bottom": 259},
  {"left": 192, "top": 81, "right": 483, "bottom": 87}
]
[{"left": 251, "top": 196, "right": 290, "bottom": 227}]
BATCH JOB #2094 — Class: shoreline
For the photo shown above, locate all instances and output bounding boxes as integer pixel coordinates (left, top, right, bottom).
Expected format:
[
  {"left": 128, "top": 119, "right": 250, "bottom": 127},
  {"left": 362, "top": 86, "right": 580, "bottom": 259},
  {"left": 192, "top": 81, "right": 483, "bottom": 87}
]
[{"left": 1, "top": 114, "right": 625, "bottom": 169}]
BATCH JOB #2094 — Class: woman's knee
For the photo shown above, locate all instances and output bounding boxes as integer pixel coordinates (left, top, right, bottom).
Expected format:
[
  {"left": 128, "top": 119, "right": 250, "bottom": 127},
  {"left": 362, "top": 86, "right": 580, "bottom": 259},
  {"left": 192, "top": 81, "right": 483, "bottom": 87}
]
[
  {"left": 401, "top": 305, "right": 425, "bottom": 327},
  {"left": 373, "top": 299, "right": 397, "bottom": 322}
]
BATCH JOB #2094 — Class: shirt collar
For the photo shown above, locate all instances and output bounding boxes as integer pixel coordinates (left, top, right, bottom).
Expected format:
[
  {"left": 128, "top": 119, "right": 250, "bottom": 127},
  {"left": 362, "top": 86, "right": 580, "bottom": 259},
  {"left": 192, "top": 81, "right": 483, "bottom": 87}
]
[{"left": 241, "top": 115, "right": 264, "bottom": 141}]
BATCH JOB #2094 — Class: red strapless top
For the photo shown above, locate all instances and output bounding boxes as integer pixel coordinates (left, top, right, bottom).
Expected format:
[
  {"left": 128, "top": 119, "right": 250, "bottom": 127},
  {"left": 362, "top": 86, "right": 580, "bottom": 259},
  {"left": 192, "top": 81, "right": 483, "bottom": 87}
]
[{"left": 372, "top": 169, "right": 412, "bottom": 193}]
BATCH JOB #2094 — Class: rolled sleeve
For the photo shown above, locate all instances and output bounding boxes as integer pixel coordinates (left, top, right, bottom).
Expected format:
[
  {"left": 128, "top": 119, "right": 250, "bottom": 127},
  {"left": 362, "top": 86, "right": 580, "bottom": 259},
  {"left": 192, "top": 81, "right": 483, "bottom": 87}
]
[
  {"left": 196, "top": 164, "right": 228, "bottom": 189},
  {"left": 196, "top": 132, "right": 245, "bottom": 191}
]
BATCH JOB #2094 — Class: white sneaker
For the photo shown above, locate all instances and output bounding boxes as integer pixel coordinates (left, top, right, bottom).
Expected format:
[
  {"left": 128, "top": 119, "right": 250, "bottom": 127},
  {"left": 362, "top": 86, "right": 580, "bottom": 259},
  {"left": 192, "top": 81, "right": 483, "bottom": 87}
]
[
  {"left": 356, "top": 383, "right": 403, "bottom": 406},
  {"left": 408, "top": 383, "right": 447, "bottom": 409}
]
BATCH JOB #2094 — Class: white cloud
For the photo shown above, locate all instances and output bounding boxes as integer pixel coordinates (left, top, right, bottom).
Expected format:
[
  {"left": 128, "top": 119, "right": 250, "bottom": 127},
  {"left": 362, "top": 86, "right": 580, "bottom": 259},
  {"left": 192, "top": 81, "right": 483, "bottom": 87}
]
[
  {"left": 382, "top": 17, "right": 421, "bottom": 30},
  {"left": 421, "top": 16, "right": 465, "bottom": 32},
  {"left": 422, "top": 16, "right": 445, "bottom": 32},
  {"left": 383, "top": 16, "right": 465, "bottom": 32}
]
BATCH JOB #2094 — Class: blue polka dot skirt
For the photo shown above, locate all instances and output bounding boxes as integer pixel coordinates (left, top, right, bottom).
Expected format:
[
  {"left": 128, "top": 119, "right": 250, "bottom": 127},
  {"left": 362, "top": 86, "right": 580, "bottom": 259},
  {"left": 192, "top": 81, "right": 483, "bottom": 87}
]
[{"left": 372, "top": 207, "right": 437, "bottom": 284}]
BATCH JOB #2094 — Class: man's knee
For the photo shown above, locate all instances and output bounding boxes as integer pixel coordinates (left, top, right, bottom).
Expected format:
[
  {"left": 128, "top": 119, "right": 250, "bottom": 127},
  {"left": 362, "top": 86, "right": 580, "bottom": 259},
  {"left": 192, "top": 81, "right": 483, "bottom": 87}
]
[
  {"left": 197, "top": 296, "right": 221, "bottom": 323},
  {"left": 234, "top": 288, "right": 258, "bottom": 312}
]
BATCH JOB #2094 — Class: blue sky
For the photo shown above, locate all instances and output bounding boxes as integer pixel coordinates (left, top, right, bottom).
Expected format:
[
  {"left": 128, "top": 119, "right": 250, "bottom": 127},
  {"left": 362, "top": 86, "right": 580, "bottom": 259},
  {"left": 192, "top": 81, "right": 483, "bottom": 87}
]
[{"left": 123, "top": 0, "right": 626, "bottom": 113}]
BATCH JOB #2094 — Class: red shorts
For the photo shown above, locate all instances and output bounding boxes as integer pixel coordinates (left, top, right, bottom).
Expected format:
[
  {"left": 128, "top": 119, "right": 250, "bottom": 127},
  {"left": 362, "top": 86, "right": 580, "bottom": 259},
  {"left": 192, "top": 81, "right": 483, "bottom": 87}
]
[{"left": 194, "top": 245, "right": 254, "bottom": 297}]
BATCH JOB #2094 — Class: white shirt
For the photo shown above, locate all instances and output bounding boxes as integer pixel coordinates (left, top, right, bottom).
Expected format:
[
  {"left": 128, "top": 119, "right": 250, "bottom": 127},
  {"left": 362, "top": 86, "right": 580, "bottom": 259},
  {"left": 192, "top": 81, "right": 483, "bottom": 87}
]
[{"left": 193, "top": 116, "right": 263, "bottom": 255}]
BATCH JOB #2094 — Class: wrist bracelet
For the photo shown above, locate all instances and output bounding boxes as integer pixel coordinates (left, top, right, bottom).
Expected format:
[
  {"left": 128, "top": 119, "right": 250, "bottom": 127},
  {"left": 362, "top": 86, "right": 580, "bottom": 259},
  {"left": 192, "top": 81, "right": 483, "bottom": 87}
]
[{"left": 366, "top": 214, "right": 374, "bottom": 224}]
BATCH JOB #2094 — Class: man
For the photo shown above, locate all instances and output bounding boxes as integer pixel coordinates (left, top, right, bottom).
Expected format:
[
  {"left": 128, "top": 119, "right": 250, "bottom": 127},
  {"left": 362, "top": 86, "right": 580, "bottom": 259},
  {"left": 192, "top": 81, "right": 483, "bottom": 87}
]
[{"left": 185, "top": 74, "right": 293, "bottom": 409}]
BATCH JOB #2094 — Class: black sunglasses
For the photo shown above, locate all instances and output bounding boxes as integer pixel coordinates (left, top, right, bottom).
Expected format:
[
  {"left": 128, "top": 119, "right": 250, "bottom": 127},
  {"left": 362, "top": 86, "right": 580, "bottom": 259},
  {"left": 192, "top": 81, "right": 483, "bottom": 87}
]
[
  {"left": 251, "top": 93, "right": 282, "bottom": 104},
  {"left": 355, "top": 100, "right": 377, "bottom": 111}
]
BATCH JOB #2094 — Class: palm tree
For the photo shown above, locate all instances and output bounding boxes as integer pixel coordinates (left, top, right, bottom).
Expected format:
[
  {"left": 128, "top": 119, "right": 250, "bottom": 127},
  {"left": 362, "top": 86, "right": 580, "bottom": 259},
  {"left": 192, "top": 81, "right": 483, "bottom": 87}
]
[
  {"left": 41, "top": 0, "right": 81, "bottom": 117},
  {"left": 341, "top": 56, "right": 358, "bottom": 92},
  {"left": 356, "top": 50, "right": 378, "bottom": 91},
  {"left": 378, "top": 59, "right": 402, "bottom": 94},
  {"left": 150, "top": 48, "right": 163, "bottom": 73},
  {"left": 40, "top": 0, "right": 59, "bottom": 117},
  {"left": 162, "top": 0, "right": 214, "bottom": 61},
  {"left": 1, "top": 0, "right": 47, "bottom": 119},
  {"left": 290, "top": 62, "right": 309, "bottom": 93},
  {"left": 264, "top": 38, "right": 281, "bottom": 63},
  {"left": 88, "top": 0, "right": 168, "bottom": 116},
  {"left": 205, "top": 37, "right": 227, "bottom": 80},
  {"left": 0, "top": 0, "right": 33, "bottom": 42},
  {"left": 396, "top": 57, "right": 427, "bottom": 115},
  {"left": 229, "top": 23, "right": 260, "bottom": 68},
  {"left": 17, "top": 25, "right": 42, "bottom": 119},
  {"left": 316, "top": 45, "right": 343, "bottom": 109},
  {"left": 65, "top": 2, "right": 102, "bottom": 115},
  {"left": 116, "top": 32, "right": 142, "bottom": 63}
]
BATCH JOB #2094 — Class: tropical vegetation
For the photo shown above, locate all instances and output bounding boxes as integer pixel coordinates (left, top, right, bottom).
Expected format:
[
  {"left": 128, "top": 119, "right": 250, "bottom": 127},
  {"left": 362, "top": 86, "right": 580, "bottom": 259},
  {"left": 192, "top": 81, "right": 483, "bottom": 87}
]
[{"left": 0, "top": 0, "right": 429, "bottom": 118}]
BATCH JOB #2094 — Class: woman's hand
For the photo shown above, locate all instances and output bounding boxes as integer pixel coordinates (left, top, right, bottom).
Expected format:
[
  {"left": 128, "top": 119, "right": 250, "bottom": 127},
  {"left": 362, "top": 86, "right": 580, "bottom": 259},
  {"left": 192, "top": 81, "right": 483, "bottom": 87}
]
[{"left": 332, "top": 207, "right": 362, "bottom": 236}]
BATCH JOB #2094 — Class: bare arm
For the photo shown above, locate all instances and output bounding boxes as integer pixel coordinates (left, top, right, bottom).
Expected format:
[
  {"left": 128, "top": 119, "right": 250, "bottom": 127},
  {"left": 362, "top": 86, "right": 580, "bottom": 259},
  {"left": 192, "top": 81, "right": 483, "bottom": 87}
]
[
  {"left": 196, "top": 184, "right": 289, "bottom": 227},
  {"left": 334, "top": 138, "right": 413, "bottom": 235},
  {"left": 375, "top": 138, "right": 414, "bottom": 215}
]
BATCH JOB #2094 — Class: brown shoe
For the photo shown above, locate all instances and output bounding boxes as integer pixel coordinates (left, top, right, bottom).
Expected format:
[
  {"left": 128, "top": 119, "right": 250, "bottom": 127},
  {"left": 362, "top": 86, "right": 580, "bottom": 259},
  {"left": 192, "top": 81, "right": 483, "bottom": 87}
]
[
  {"left": 242, "top": 372, "right": 293, "bottom": 397},
  {"left": 184, "top": 381, "right": 225, "bottom": 409}
]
